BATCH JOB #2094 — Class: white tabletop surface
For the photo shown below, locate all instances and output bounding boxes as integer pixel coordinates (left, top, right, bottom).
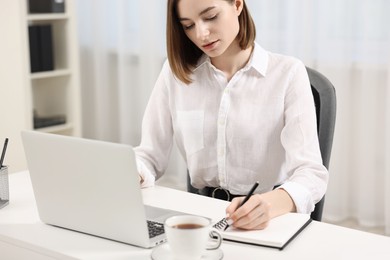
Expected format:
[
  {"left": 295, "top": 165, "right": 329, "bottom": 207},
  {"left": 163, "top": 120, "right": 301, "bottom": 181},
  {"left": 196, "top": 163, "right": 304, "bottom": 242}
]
[{"left": 1, "top": 171, "right": 390, "bottom": 260}]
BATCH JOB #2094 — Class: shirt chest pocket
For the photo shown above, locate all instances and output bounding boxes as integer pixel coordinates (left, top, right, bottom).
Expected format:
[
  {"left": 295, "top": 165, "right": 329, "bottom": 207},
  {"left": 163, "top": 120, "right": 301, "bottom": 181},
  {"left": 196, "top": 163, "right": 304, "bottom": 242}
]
[{"left": 176, "top": 110, "right": 205, "bottom": 155}]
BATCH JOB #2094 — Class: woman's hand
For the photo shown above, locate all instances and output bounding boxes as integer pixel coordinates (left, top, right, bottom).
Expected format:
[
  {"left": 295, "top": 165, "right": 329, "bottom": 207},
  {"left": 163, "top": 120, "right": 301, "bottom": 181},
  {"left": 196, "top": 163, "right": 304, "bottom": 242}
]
[
  {"left": 226, "top": 194, "right": 271, "bottom": 230},
  {"left": 225, "top": 189, "right": 296, "bottom": 230},
  {"left": 139, "top": 174, "right": 144, "bottom": 184}
]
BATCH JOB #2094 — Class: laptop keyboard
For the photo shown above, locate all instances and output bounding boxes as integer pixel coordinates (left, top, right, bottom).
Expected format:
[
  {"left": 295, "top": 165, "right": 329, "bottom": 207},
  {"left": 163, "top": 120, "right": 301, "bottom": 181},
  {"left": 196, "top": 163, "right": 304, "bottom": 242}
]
[{"left": 147, "top": 220, "right": 165, "bottom": 238}]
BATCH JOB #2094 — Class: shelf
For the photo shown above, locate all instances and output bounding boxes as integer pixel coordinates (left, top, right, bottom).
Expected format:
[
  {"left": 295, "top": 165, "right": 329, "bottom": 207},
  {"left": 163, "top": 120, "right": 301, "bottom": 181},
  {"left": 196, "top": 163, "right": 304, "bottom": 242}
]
[
  {"left": 31, "top": 69, "right": 71, "bottom": 80},
  {"left": 27, "top": 14, "right": 68, "bottom": 21},
  {"left": 0, "top": 0, "right": 81, "bottom": 172}
]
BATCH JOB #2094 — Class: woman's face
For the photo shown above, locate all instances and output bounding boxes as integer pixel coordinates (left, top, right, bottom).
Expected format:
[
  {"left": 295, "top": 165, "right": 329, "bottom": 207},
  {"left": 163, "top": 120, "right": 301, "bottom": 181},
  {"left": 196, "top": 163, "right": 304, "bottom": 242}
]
[{"left": 177, "top": 0, "right": 243, "bottom": 58}]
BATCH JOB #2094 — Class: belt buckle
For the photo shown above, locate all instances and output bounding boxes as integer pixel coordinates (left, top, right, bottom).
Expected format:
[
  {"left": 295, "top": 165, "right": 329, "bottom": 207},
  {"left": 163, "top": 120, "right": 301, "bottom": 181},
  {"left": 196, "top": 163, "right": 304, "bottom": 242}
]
[{"left": 211, "top": 187, "right": 230, "bottom": 201}]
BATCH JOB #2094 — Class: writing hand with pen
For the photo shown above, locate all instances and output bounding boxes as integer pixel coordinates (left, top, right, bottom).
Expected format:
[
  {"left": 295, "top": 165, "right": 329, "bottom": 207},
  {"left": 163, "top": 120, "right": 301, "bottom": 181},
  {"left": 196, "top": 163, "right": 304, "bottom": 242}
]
[{"left": 224, "top": 182, "right": 296, "bottom": 230}]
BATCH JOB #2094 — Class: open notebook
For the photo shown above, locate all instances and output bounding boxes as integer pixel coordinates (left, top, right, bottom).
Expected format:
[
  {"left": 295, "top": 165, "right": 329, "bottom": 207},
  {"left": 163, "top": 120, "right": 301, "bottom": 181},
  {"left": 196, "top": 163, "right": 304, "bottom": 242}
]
[{"left": 215, "top": 213, "right": 311, "bottom": 250}]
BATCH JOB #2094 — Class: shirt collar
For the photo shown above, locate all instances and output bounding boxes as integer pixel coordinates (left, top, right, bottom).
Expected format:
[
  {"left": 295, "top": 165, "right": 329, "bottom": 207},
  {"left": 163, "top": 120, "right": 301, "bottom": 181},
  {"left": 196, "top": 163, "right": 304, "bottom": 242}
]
[
  {"left": 194, "top": 42, "right": 269, "bottom": 76},
  {"left": 194, "top": 54, "right": 210, "bottom": 71},
  {"left": 247, "top": 42, "right": 268, "bottom": 77}
]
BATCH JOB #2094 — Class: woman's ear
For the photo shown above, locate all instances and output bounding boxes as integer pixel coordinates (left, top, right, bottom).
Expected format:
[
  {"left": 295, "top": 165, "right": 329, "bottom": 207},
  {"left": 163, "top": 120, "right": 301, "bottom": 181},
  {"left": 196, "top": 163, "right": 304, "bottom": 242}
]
[{"left": 234, "top": 0, "right": 244, "bottom": 15}]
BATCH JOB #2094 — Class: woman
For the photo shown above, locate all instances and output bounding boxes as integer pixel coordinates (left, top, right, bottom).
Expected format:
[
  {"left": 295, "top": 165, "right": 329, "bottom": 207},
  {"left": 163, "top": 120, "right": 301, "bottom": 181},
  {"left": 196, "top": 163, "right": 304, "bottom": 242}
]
[{"left": 135, "top": 0, "right": 328, "bottom": 230}]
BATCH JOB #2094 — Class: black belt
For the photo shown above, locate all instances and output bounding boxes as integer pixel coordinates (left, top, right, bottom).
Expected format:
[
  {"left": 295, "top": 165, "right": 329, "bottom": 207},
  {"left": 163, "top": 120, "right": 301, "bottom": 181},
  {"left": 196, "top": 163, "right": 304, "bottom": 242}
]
[
  {"left": 199, "top": 187, "right": 243, "bottom": 202},
  {"left": 199, "top": 185, "right": 281, "bottom": 202}
]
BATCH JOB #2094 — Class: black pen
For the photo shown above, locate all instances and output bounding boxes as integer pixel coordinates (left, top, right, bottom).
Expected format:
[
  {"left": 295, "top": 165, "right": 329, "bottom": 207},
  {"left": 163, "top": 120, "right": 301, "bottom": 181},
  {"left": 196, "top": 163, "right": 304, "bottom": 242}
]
[
  {"left": 0, "top": 138, "right": 9, "bottom": 169},
  {"left": 224, "top": 181, "right": 259, "bottom": 231}
]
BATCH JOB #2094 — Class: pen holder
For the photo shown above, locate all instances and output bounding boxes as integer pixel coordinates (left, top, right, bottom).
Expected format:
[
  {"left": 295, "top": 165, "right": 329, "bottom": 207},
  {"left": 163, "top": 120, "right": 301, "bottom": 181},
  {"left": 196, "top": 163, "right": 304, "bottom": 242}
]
[{"left": 0, "top": 165, "right": 9, "bottom": 209}]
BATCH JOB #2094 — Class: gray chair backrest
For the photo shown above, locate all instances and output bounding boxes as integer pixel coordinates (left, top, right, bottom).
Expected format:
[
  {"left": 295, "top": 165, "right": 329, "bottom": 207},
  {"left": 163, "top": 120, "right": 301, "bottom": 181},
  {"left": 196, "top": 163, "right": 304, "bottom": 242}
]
[
  {"left": 306, "top": 66, "right": 336, "bottom": 221},
  {"left": 186, "top": 67, "right": 337, "bottom": 222}
]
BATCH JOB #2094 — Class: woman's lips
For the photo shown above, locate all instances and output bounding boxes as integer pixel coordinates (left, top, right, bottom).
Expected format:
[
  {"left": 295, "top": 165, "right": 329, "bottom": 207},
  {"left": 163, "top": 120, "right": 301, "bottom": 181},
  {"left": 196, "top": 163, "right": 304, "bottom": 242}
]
[{"left": 202, "top": 40, "right": 219, "bottom": 50}]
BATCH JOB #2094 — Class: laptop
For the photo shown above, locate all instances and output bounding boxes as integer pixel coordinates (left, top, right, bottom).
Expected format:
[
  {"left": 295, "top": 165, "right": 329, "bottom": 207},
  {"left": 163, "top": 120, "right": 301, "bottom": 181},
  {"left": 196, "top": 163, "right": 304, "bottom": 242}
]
[{"left": 21, "top": 130, "right": 183, "bottom": 248}]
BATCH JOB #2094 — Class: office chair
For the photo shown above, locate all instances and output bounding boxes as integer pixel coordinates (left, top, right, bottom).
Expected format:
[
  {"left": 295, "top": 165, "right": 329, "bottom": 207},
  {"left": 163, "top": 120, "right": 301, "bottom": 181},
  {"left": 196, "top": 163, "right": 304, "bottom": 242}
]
[
  {"left": 187, "top": 67, "right": 336, "bottom": 221},
  {"left": 305, "top": 66, "right": 336, "bottom": 221}
]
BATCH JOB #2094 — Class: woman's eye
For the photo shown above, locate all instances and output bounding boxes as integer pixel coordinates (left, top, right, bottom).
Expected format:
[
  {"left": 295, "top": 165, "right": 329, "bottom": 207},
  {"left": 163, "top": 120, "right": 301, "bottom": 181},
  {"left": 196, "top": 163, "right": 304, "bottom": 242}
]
[
  {"left": 183, "top": 24, "right": 194, "bottom": 30},
  {"left": 206, "top": 14, "right": 218, "bottom": 21}
]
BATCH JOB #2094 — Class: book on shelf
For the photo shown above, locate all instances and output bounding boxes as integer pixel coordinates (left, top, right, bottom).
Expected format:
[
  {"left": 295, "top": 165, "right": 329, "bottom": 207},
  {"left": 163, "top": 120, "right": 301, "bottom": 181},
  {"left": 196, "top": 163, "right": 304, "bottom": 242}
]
[
  {"left": 28, "top": 0, "right": 65, "bottom": 14},
  {"left": 34, "top": 114, "right": 66, "bottom": 129},
  {"left": 28, "top": 24, "right": 54, "bottom": 73},
  {"left": 39, "top": 25, "right": 54, "bottom": 71},
  {"left": 28, "top": 26, "right": 41, "bottom": 73}
]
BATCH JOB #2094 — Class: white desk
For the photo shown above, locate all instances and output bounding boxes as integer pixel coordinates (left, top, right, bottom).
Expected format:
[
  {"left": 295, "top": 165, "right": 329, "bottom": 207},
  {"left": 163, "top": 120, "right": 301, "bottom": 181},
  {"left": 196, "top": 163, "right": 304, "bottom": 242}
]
[{"left": 1, "top": 171, "right": 390, "bottom": 260}]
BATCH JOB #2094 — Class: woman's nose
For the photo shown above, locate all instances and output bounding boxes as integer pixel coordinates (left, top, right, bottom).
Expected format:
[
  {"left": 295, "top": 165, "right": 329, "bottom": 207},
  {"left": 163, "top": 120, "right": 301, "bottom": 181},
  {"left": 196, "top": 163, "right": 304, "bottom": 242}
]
[{"left": 196, "top": 23, "right": 210, "bottom": 41}]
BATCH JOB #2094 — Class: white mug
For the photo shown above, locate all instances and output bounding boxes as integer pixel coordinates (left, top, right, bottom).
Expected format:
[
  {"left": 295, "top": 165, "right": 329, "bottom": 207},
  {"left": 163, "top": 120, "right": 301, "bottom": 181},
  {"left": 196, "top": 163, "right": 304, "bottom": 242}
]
[{"left": 164, "top": 215, "right": 222, "bottom": 260}]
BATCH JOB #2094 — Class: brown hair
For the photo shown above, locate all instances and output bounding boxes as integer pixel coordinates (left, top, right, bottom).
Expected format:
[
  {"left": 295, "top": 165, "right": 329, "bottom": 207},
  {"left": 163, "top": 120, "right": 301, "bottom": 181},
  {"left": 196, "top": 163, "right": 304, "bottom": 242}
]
[{"left": 167, "top": 0, "right": 256, "bottom": 84}]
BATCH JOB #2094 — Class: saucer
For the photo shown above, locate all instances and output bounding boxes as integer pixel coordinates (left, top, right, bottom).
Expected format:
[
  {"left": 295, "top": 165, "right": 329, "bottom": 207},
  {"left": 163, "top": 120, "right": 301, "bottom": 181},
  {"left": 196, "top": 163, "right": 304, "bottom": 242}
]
[{"left": 151, "top": 244, "right": 223, "bottom": 260}]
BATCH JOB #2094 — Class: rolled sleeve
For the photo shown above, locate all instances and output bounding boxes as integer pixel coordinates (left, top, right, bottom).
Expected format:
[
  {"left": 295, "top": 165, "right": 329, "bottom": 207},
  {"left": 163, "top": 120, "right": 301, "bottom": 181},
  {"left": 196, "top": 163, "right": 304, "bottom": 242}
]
[
  {"left": 279, "top": 182, "right": 314, "bottom": 214},
  {"left": 279, "top": 60, "right": 329, "bottom": 214},
  {"left": 134, "top": 60, "right": 174, "bottom": 186}
]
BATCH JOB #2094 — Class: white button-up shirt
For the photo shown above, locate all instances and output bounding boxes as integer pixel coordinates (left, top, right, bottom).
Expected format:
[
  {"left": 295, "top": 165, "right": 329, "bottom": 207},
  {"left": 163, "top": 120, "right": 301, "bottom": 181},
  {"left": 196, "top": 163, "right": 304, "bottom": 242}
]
[{"left": 135, "top": 43, "right": 328, "bottom": 214}]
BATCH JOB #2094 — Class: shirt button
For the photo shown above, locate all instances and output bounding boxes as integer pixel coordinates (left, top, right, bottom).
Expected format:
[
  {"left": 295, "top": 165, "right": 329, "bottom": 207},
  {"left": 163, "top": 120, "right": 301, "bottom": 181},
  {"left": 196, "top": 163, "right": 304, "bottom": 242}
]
[
  {"left": 224, "top": 88, "right": 229, "bottom": 94},
  {"left": 218, "top": 149, "right": 224, "bottom": 157}
]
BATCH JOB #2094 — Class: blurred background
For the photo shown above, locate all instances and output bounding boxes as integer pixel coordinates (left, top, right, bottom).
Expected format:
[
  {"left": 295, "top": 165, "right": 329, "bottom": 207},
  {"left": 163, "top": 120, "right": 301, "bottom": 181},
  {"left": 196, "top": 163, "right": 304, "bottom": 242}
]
[{"left": 75, "top": 0, "right": 390, "bottom": 236}]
